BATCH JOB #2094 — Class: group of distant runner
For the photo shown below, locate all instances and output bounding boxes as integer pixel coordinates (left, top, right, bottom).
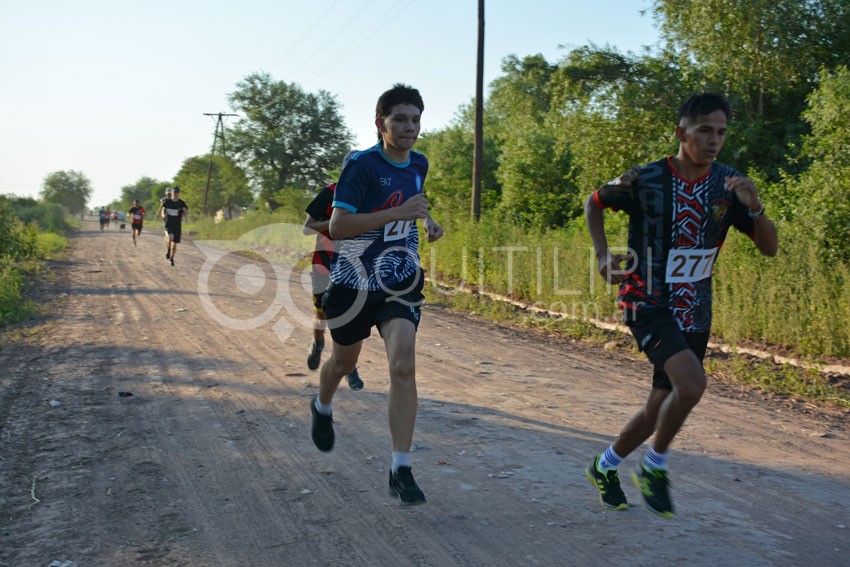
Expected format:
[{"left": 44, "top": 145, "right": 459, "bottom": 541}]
[
  {"left": 300, "top": 84, "right": 778, "bottom": 518},
  {"left": 96, "top": 186, "right": 188, "bottom": 265}
]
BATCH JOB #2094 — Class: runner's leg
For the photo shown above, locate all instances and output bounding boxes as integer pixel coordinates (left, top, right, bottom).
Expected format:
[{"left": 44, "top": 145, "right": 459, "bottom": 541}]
[
  {"left": 380, "top": 318, "right": 418, "bottom": 452},
  {"left": 652, "top": 349, "right": 705, "bottom": 453},
  {"left": 318, "top": 340, "right": 362, "bottom": 405}
]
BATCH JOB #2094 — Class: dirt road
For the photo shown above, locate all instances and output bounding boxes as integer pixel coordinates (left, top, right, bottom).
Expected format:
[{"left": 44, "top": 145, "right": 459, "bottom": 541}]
[{"left": 1, "top": 219, "right": 848, "bottom": 567}]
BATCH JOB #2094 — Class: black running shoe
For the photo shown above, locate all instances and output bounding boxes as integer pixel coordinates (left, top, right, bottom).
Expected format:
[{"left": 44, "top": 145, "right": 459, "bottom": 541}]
[
  {"left": 307, "top": 341, "right": 324, "bottom": 370},
  {"left": 632, "top": 465, "right": 674, "bottom": 518},
  {"left": 388, "top": 466, "right": 426, "bottom": 506},
  {"left": 166, "top": 251, "right": 170, "bottom": 259},
  {"left": 170, "top": 257, "right": 174, "bottom": 266},
  {"left": 586, "top": 455, "right": 628, "bottom": 510},
  {"left": 310, "top": 397, "right": 334, "bottom": 452},
  {"left": 347, "top": 368, "right": 364, "bottom": 391}
]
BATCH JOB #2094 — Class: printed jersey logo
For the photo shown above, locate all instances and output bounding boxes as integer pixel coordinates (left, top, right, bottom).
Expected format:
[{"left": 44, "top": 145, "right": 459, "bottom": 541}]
[{"left": 377, "top": 190, "right": 404, "bottom": 211}]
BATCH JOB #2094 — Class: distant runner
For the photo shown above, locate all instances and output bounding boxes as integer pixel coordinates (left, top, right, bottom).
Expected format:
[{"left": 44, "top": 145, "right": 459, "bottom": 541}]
[
  {"left": 158, "top": 186, "right": 188, "bottom": 267},
  {"left": 127, "top": 200, "right": 146, "bottom": 246}
]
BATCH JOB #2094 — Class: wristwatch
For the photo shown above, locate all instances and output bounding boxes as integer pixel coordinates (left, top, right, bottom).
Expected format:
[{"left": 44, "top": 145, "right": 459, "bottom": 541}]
[{"left": 748, "top": 203, "right": 765, "bottom": 218}]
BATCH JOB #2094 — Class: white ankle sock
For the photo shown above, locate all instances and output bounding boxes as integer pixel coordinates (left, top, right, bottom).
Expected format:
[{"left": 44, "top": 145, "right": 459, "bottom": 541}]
[
  {"left": 314, "top": 397, "right": 332, "bottom": 416},
  {"left": 392, "top": 451, "right": 410, "bottom": 473},
  {"left": 643, "top": 447, "right": 668, "bottom": 471},
  {"left": 598, "top": 445, "right": 623, "bottom": 472}
]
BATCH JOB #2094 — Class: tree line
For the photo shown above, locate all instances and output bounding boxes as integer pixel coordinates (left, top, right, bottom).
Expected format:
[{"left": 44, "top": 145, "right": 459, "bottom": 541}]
[{"left": 25, "top": 1, "right": 850, "bottom": 264}]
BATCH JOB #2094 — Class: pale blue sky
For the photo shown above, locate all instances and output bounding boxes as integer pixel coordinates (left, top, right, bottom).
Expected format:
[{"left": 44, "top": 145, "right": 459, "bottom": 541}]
[{"left": 0, "top": 0, "right": 660, "bottom": 207}]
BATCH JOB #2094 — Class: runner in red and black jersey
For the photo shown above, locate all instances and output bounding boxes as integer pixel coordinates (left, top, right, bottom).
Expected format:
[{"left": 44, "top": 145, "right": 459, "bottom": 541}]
[
  {"left": 584, "top": 93, "right": 778, "bottom": 518},
  {"left": 127, "top": 200, "right": 146, "bottom": 247},
  {"left": 303, "top": 152, "right": 364, "bottom": 390}
]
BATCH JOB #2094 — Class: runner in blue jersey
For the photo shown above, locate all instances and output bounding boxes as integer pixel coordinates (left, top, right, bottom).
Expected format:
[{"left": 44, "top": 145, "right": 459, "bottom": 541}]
[
  {"left": 584, "top": 93, "right": 778, "bottom": 518},
  {"left": 309, "top": 84, "right": 443, "bottom": 506}
]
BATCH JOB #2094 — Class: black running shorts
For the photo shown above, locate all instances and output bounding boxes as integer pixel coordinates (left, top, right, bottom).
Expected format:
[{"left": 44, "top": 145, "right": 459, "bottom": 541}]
[
  {"left": 627, "top": 307, "right": 710, "bottom": 390},
  {"left": 166, "top": 223, "right": 182, "bottom": 243},
  {"left": 322, "top": 269, "right": 425, "bottom": 346}
]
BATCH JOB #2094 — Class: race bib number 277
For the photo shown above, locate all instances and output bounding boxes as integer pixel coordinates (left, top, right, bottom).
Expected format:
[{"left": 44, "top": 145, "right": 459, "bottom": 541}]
[{"left": 665, "top": 247, "right": 718, "bottom": 283}]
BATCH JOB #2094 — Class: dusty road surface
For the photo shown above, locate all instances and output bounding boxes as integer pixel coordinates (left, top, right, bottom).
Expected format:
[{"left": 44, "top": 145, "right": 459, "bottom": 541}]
[{"left": 1, "top": 219, "right": 848, "bottom": 567}]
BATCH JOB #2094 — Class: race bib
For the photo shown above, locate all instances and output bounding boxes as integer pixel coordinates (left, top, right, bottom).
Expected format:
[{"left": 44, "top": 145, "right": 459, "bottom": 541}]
[
  {"left": 383, "top": 219, "right": 413, "bottom": 242},
  {"left": 665, "top": 247, "right": 718, "bottom": 283},
  {"left": 133, "top": 213, "right": 142, "bottom": 220}
]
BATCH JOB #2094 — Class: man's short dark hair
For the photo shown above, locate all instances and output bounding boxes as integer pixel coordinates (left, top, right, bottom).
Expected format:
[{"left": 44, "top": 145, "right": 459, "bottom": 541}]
[
  {"left": 678, "top": 93, "right": 731, "bottom": 126},
  {"left": 375, "top": 83, "right": 424, "bottom": 121}
]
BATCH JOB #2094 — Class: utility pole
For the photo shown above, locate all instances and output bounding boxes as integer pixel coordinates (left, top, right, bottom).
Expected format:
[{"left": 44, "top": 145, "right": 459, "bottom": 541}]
[
  {"left": 471, "top": 0, "right": 484, "bottom": 221},
  {"left": 202, "top": 112, "right": 237, "bottom": 217}
]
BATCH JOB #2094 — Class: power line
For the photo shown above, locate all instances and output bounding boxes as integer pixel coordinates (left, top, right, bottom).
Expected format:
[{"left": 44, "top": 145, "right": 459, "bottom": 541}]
[
  {"left": 299, "top": 0, "right": 416, "bottom": 89},
  {"left": 202, "top": 112, "right": 238, "bottom": 216},
  {"left": 282, "top": 0, "right": 376, "bottom": 80},
  {"left": 265, "top": 0, "right": 343, "bottom": 73}
]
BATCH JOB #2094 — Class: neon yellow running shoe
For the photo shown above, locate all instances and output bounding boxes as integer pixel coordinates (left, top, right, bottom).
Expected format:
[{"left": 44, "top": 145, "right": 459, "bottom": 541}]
[
  {"left": 586, "top": 455, "right": 628, "bottom": 510},
  {"left": 632, "top": 465, "right": 675, "bottom": 518}
]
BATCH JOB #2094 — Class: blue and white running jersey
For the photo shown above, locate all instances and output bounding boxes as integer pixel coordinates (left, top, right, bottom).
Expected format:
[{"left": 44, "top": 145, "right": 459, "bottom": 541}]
[{"left": 330, "top": 144, "right": 428, "bottom": 291}]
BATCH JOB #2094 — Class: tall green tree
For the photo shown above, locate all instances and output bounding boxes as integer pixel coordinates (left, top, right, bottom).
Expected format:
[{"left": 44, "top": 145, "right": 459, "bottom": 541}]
[
  {"left": 415, "top": 103, "right": 501, "bottom": 216},
  {"left": 119, "top": 176, "right": 162, "bottom": 212},
  {"left": 652, "top": 0, "right": 850, "bottom": 177},
  {"left": 173, "top": 155, "right": 252, "bottom": 216},
  {"left": 548, "top": 46, "right": 699, "bottom": 193},
  {"left": 487, "top": 54, "right": 576, "bottom": 226},
  {"left": 790, "top": 66, "right": 850, "bottom": 261},
  {"left": 40, "top": 170, "right": 92, "bottom": 215},
  {"left": 227, "top": 72, "right": 354, "bottom": 207}
]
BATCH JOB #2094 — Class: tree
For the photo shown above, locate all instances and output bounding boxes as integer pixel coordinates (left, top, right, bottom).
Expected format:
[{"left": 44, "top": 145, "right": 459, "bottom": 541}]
[
  {"left": 40, "top": 170, "right": 92, "bottom": 215},
  {"left": 486, "top": 54, "right": 578, "bottom": 226},
  {"left": 227, "top": 72, "right": 354, "bottom": 207},
  {"left": 547, "top": 46, "right": 698, "bottom": 193},
  {"left": 416, "top": 104, "right": 501, "bottom": 217},
  {"left": 173, "top": 155, "right": 252, "bottom": 216},
  {"left": 651, "top": 0, "right": 850, "bottom": 178},
  {"left": 119, "top": 177, "right": 162, "bottom": 212},
  {"left": 791, "top": 66, "right": 850, "bottom": 261}
]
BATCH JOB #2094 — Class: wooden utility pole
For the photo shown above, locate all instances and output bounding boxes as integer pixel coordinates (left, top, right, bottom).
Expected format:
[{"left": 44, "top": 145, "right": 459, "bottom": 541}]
[
  {"left": 202, "top": 112, "right": 237, "bottom": 217},
  {"left": 471, "top": 0, "right": 485, "bottom": 221}
]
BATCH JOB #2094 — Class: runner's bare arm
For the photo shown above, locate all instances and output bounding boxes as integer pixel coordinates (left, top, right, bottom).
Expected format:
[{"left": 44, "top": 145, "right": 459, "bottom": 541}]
[
  {"left": 302, "top": 214, "right": 329, "bottom": 236},
  {"left": 584, "top": 194, "right": 630, "bottom": 284},
  {"left": 725, "top": 176, "right": 778, "bottom": 257},
  {"left": 423, "top": 213, "right": 443, "bottom": 242}
]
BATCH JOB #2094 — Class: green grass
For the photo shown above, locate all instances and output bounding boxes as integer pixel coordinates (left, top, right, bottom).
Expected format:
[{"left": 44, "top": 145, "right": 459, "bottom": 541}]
[
  {"left": 705, "top": 354, "right": 850, "bottom": 408},
  {"left": 190, "top": 205, "right": 850, "bottom": 408}
]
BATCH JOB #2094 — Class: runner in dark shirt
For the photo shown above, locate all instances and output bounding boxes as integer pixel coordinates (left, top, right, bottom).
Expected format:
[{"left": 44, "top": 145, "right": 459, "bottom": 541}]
[
  {"left": 157, "top": 186, "right": 188, "bottom": 266},
  {"left": 583, "top": 93, "right": 778, "bottom": 518},
  {"left": 303, "top": 166, "right": 364, "bottom": 391}
]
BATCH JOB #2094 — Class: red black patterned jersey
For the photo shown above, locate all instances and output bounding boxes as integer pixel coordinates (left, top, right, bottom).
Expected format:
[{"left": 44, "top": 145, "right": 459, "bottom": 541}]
[{"left": 592, "top": 157, "right": 755, "bottom": 332}]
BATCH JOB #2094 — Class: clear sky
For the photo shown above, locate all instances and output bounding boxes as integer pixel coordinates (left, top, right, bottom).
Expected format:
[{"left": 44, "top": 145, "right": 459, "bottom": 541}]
[{"left": 0, "top": 0, "right": 660, "bottom": 207}]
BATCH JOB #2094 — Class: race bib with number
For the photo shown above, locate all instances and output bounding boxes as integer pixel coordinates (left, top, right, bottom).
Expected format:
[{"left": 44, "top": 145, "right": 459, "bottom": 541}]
[
  {"left": 383, "top": 219, "right": 413, "bottom": 242},
  {"left": 665, "top": 247, "right": 718, "bottom": 283}
]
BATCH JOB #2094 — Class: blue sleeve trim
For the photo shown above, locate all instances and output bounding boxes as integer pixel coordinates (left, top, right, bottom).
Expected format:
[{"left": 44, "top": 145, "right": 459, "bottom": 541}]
[{"left": 332, "top": 201, "right": 357, "bottom": 213}]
